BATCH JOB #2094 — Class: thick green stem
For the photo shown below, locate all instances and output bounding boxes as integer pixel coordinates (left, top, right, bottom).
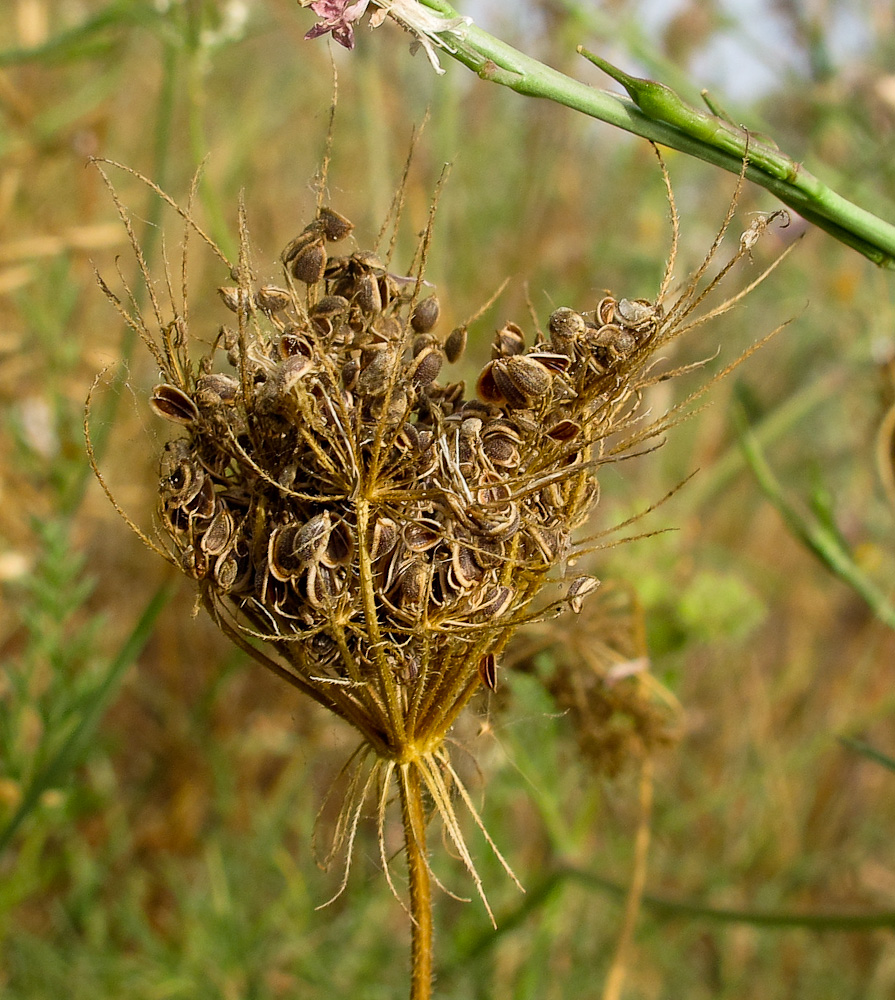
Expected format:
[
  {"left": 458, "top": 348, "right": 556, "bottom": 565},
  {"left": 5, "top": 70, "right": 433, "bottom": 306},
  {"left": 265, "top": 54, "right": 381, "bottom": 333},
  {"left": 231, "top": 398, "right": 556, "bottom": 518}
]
[
  {"left": 398, "top": 763, "right": 434, "bottom": 1000},
  {"left": 414, "top": 0, "right": 895, "bottom": 267}
]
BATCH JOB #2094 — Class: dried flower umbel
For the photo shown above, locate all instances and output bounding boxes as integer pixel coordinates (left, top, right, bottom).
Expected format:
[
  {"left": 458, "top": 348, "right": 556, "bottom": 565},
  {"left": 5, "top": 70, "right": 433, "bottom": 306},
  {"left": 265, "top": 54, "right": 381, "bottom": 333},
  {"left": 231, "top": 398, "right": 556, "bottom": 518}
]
[{"left": 89, "top": 152, "right": 790, "bottom": 999}]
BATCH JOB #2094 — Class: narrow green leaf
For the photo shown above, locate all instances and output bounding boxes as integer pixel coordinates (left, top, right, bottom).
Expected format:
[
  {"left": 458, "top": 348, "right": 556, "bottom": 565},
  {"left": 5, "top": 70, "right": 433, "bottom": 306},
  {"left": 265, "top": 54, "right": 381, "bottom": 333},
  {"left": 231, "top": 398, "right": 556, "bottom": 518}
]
[{"left": 0, "top": 582, "right": 174, "bottom": 856}]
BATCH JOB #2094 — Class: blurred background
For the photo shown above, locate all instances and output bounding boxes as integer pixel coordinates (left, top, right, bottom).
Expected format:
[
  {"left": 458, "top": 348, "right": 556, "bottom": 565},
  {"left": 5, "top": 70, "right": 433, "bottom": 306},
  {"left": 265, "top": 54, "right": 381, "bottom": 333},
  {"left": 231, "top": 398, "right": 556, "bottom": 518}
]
[{"left": 2, "top": 1, "right": 895, "bottom": 997}]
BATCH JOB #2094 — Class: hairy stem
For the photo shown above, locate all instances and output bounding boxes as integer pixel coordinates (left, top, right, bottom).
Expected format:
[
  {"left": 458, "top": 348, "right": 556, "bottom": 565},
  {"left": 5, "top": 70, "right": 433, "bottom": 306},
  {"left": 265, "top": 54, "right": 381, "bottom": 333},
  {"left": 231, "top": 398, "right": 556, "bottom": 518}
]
[{"left": 399, "top": 762, "right": 434, "bottom": 1000}]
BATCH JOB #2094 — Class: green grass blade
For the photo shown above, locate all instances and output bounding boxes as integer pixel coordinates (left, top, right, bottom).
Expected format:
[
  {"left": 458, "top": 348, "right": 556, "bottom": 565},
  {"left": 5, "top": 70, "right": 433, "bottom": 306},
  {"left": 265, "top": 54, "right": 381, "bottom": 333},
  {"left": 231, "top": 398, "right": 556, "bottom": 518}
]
[
  {"left": 839, "top": 737, "right": 895, "bottom": 773},
  {"left": 0, "top": 582, "right": 174, "bottom": 856}
]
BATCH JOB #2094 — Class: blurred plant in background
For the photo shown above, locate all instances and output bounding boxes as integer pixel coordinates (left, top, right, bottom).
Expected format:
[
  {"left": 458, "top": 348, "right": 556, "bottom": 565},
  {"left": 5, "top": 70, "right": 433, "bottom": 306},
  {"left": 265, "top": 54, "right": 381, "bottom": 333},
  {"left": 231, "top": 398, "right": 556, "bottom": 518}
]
[{"left": 2, "top": 0, "right": 895, "bottom": 998}]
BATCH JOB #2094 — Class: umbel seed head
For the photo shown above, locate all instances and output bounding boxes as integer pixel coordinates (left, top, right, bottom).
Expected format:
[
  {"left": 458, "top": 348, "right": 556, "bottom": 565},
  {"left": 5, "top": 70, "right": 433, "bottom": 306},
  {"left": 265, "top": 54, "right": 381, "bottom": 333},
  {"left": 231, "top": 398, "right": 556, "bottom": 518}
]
[
  {"left": 142, "top": 199, "right": 675, "bottom": 758},
  {"left": 91, "top": 151, "right": 789, "bottom": 913}
]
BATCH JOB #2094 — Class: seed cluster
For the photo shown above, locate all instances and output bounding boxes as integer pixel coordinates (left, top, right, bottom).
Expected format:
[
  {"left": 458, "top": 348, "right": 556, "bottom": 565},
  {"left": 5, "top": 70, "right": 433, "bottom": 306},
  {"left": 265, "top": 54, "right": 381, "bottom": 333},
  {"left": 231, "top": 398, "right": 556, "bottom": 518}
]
[{"left": 142, "top": 201, "right": 687, "bottom": 757}]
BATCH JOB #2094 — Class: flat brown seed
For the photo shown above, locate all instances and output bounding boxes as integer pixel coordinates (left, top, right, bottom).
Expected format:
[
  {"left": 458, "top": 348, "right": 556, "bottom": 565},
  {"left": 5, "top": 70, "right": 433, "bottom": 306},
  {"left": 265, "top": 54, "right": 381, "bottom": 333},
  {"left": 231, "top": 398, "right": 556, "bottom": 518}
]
[
  {"left": 444, "top": 326, "right": 467, "bottom": 364},
  {"left": 317, "top": 206, "right": 354, "bottom": 242},
  {"left": 411, "top": 295, "right": 440, "bottom": 333},
  {"left": 290, "top": 240, "right": 326, "bottom": 284},
  {"left": 255, "top": 285, "right": 292, "bottom": 313},
  {"left": 150, "top": 384, "right": 199, "bottom": 424}
]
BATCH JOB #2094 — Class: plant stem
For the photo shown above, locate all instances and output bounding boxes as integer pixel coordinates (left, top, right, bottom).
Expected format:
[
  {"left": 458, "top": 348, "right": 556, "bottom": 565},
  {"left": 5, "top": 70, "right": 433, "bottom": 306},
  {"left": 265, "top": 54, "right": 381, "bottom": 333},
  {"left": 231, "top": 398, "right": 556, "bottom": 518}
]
[
  {"left": 735, "top": 409, "right": 895, "bottom": 631},
  {"left": 398, "top": 762, "right": 434, "bottom": 1000},
  {"left": 413, "top": 0, "right": 895, "bottom": 268}
]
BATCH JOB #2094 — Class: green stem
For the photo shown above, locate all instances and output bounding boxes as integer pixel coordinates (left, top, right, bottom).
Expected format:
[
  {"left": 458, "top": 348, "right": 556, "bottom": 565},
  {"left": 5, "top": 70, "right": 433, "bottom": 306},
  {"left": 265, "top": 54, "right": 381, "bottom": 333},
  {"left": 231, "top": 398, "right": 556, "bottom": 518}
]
[
  {"left": 398, "top": 763, "right": 434, "bottom": 1000},
  {"left": 735, "top": 409, "right": 895, "bottom": 630},
  {"left": 414, "top": 0, "right": 895, "bottom": 267}
]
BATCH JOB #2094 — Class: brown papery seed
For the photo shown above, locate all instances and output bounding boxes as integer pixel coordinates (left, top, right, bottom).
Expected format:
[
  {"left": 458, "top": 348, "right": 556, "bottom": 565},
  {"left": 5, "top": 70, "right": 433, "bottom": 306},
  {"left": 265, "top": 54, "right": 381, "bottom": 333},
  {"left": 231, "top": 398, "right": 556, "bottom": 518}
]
[
  {"left": 318, "top": 206, "right": 354, "bottom": 242},
  {"left": 291, "top": 240, "right": 326, "bottom": 284},
  {"left": 150, "top": 384, "right": 199, "bottom": 425},
  {"left": 444, "top": 326, "right": 467, "bottom": 364},
  {"left": 411, "top": 295, "right": 440, "bottom": 333}
]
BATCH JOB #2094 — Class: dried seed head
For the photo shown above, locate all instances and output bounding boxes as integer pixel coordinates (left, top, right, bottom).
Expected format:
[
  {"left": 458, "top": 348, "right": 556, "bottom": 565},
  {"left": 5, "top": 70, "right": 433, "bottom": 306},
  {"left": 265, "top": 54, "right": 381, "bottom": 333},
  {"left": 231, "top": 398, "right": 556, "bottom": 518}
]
[{"left": 104, "top": 159, "right": 778, "bottom": 882}]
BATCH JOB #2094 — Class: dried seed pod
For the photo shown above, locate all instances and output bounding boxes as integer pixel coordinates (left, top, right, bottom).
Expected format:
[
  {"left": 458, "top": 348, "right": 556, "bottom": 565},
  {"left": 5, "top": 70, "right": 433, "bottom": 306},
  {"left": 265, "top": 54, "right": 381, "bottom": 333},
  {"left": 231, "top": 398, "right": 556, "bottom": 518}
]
[
  {"left": 567, "top": 575, "right": 600, "bottom": 613},
  {"left": 503, "top": 355, "right": 553, "bottom": 398},
  {"left": 290, "top": 239, "right": 327, "bottom": 284},
  {"left": 397, "top": 558, "right": 427, "bottom": 610},
  {"left": 588, "top": 324, "right": 637, "bottom": 364},
  {"left": 278, "top": 330, "right": 311, "bottom": 358},
  {"left": 150, "top": 384, "right": 199, "bottom": 425},
  {"left": 341, "top": 355, "right": 360, "bottom": 391},
  {"left": 305, "top": 562, "right": 339, "bottom": 609},
  {"left": 183, "top": 477, "right": 216, "bottom": 519},
  {"left": 528, "top": 524, "right": 570, "bottom": 563},
  {"left": 546, "top": 419, "right": 581, "bottom": 442},
  {"left": 321, "top": 519, "right": 354, "bottom": 568},
  {"left": 281, "top": 224, "right": 323, "bottom": 265},
  {"left": 214, "top": 552, "right": 240, "bottom": 592},
  {"left": 218, "top": 286, "right": 254, "bottom": 314},
  {"left": 492, "top": 322, "right": 525, "bottom": 359},
  {"left": 268, "top": 524, "right": 303, "bottom": 581},
  {"left": 180, "top": 545, "right": 208, "bottom": 580},
  {"left": 370, "top": 516, "right": 399, "bottom": 562},
  {"left": 280, "top": 353, "right": 314, "bottom": 392},
  {"left": 595, "top": 295, "right": 616, "bottom": 325},
  {"left": 317, "top": 206, "right": 354, "bottom": 242},
  {"left": 294, "top": 512, "right": 332, "bottom": 564},
  {"left": 194, "top": 373, "right": 239, "bottom": 408},
  {"left": 527, "top": 351, "right": 571, "bottom": 374},
  {"left": 444, "top": 326, "right": 467, "bottom": 364},
  {"left": 478, "top": 653, "right": 498, "bottom": 692},
  {"left": 475, "top": 584, "right": 514, "bottom": 619},
  {"left": 356, "top": 272, "right": 382, "bottom": 314},
  {"left": 310, "top": 294, "right": 349, "bottom": 320},
  {"left": 449, "top": 543, "right": 482, "bottom": 590},
  {"left": 357, "top": 345, "right": 394, "bottom": 396},
  {"left": 548, "top": 307, "right": 586, "bottom": 349},
  {"left": 412, "top": 333, "right": 438, "bottom": 357},
  {"left": 200, "top": 508, "right": 234, "bottom": 557},
  {"left": 476, "top": 361, "right": 508, "bottom": 406},
  {"left": 408, "top": 346, "right": 443, "bottom": 389},
  {"left": 403, "top": 516, "right": 442, "bottom": 553},
  {"left": 395, "top": 421, "right": 420, "bottom": 454},
  {"left": 460, "top": 416, "right": 483, "bottom": 439},
  {"left": 481, "top": 433, "right": 519, "bottom": 467},
  {"left": 616, "top": 297, "right": 658, "bottom": 332},
  {"left": 255, "top": 285, "right": 292, "bottom": 314},
  {"left": 411, "top": 295, "right": 440, "bottom": 333}
]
